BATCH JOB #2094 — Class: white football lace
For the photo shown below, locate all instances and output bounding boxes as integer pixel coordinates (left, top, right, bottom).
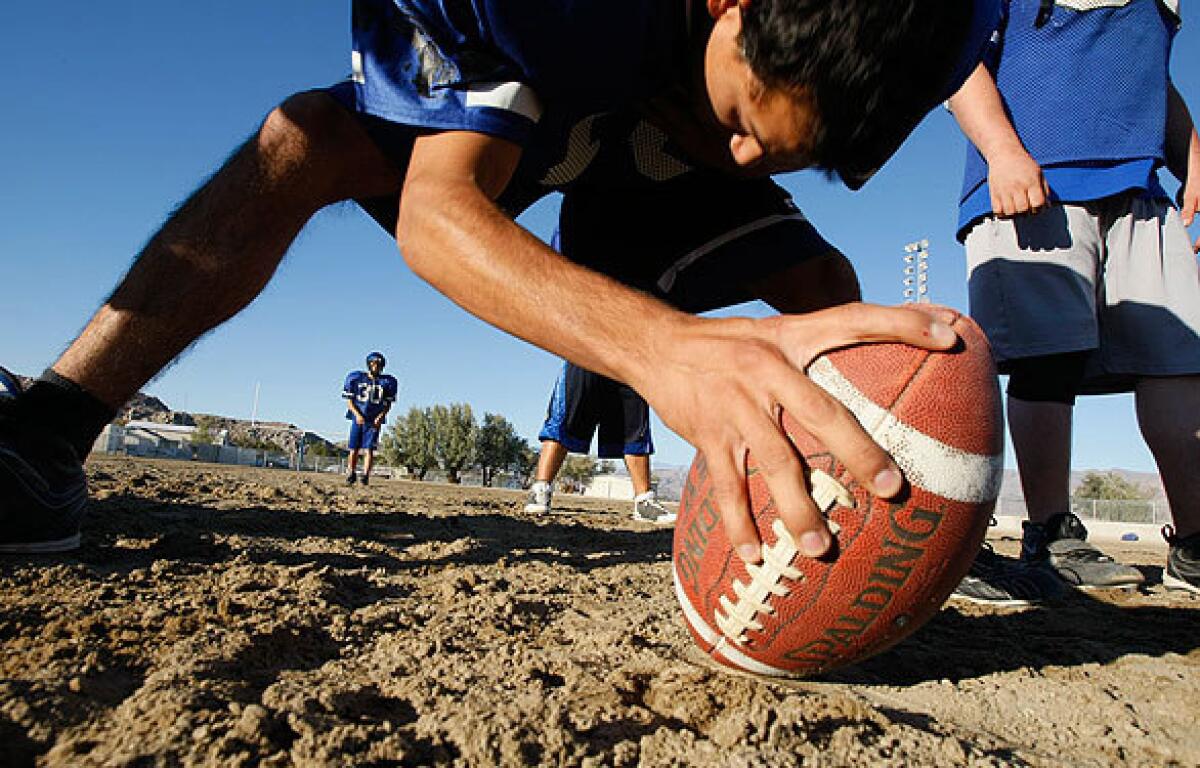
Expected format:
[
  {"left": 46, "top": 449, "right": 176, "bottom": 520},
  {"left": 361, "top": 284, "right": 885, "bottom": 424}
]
[{"left": 714, "top": 469, "right": 852, "bottom": 645}]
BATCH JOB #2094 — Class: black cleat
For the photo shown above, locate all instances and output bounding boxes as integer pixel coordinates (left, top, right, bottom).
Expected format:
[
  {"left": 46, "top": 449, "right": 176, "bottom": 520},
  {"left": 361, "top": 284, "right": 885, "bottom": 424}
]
[
  {"left": 1023, "top": 513, "right": 1144, "bottom": 589},
  {"left": 1163, "top": 525, "right": 1200, "bottom": 595},
  {"left": 0, "top": 367, "right": 87, "bottom": 554},
  {"left": 952, "top": 544, "right": 1065, "bottom": 606},
  {"left": 346, "top": 473, "right": 358, "bottom": 486}
]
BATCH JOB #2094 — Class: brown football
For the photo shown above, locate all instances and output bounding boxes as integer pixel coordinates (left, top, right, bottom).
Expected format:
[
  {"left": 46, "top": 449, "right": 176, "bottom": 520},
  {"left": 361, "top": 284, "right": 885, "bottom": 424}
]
[{"left": 673, "top": 311, "right": 1003, "bottom": 678}]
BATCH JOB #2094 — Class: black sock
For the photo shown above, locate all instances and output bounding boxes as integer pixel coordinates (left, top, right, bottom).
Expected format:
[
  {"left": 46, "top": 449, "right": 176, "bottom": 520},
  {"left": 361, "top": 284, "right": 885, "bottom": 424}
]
[{"left": 18, "top": 370, "right": 118, "bottom": 460}]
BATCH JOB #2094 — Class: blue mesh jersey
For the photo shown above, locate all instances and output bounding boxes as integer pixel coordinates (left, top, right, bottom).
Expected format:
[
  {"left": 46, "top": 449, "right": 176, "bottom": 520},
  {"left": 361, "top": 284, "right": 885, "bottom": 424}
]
[
  {"left": 958, "top": 0, "right": 1181, "bottom": 237},
  {"left": 342, "top": 371, "right": 399, "bottom": 422},
  {"left": 351, "top": 0, "right": 687, "bottom": 150}
]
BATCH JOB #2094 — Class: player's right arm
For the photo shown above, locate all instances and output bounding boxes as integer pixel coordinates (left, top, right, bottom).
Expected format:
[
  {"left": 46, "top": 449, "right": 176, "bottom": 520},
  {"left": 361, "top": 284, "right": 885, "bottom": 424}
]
[
  {"left": 948, "top": 63, "right": 1049, "bottom": 218},
  {"left": 396, "top": 129, "right": 957, "bottom": 563}
]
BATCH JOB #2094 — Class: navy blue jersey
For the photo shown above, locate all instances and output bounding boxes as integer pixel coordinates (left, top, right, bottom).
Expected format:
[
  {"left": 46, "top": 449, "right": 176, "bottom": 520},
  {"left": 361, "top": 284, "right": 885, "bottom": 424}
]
[
  {"left": 351, "top": 0, "right": 687, "bottom": 150},
  {"left": 343, "top": 371, "right": 399, "bottom": 422}
]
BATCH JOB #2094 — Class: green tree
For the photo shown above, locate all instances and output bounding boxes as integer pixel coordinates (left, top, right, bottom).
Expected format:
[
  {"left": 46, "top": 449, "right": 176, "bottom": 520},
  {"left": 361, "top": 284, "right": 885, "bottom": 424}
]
[
  {"left": 383, "top": 407, "right": 439, "bottom": 480},
  {"left": 432, "top": 403, "right": 478, "bottom": 484},
  {"left": 190, "top": 415, "right": 219, "bottom": 446},
  {"left": 475, "top": 413, "right": 525, "bottom": 487},
  {"left": 1073, "top": 471, "right": 1153, "bottom": 501},
  {"left": 513, "top": 443, "right": 539, "bottom": 488},
  {"left": 559, "top": 454, "right": 599, "bottom": 493}
]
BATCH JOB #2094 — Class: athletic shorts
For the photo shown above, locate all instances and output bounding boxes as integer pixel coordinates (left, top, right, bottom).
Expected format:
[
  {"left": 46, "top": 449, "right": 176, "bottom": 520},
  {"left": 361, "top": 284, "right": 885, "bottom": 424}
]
[
  {"left": 964, "top": 193, "right": 1200, "bottom": 394},
  {"left": 324, "top": 82, "right": 836, "bottom": 314},
  {"left": 347, "top": 422, "right": 382, "bottom": 451},
  {"left": 538, "top": 362, "right": 652, "bottom": 458}
]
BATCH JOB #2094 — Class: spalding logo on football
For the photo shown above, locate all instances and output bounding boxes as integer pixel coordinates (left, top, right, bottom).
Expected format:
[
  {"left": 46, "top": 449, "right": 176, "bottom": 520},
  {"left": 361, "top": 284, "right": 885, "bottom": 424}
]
[{"left": 673, "top": 311, "right": 1003, "bottom": 678}]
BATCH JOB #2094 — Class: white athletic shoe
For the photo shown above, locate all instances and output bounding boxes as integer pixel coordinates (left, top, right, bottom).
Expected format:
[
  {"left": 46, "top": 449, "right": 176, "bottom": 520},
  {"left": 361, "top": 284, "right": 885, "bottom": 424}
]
[
  {"left": 632, "top": 491, "right": 676, "bottom": 525},
  {"left": 524, "top": 481, "right": 553, "bottom": 514}
]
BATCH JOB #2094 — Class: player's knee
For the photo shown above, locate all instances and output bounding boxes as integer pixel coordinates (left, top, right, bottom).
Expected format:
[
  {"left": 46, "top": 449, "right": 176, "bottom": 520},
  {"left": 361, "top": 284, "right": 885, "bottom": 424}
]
[
  {"left": 258, "top": 90, "right": 349, "bottom": 172},
  {"left": 1005, "top": 351, "right": 1088, "bottom": 405}
]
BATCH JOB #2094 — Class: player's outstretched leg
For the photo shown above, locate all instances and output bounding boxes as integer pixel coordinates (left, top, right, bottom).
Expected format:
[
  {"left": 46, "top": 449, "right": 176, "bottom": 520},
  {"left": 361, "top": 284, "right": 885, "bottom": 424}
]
[{"left": 0, "top": 91, "right": 402, "bottom": 553}]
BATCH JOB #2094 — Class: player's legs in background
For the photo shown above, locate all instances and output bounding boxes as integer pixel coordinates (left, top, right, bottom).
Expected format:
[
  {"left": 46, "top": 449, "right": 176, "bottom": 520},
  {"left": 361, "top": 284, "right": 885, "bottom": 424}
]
[
  {"left": 362, "top": 446, "right": 376, "bottom": 483},
  {"left": 626, "top": 453, "right": 652, "bottom": 496},
  {"left": 1136, "top": 376, "right": 1200, "bottom": 593},
  {"left": 1135, "top": 376, "right": 1200, "bottom": 537},
  {"left": 525, "top": 440, "right": 567, "bottom": 514},
  {"left": 346, "top": 448, "right": 361, "bottom": 485},
  {"left": 1007, "top": 397, "right": 1073, "bottom": 526}
]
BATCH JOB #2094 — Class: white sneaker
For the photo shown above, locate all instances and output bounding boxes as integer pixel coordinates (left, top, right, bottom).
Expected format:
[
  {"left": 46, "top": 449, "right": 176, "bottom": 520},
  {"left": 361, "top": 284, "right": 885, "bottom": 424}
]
[
  {"left": 524, "top": 481, "right": 553, "bottom": 514},
  {"left": 632, "top": 491, "right": 676, "bottom": 525}
]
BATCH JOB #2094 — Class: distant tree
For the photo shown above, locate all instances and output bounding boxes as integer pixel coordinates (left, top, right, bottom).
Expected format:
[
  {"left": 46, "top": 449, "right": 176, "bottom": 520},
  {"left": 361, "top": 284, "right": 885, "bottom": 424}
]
[
  {"left": 432, "top": 403, "right": 478, "bottom": 484},
  {"left": 475, "top": 413, "right": 525, "bottom": 487},
  {"left": 513, "top": 443, "right": 539, "bottom": 488},
  {"left": 597, "top": 459, "right": 619, "bottom": 475},
  {"left": 190, "top": 415, "right": 219, "bottom": 446},
  {"left": 383, "top": 407, "right": 438, "bottom": 480},
  {"left": 1073, "top": 471, "right": 1153, "bottom": 501},
  {"left": 229, "top": 433, "right": 285, "bottom": 453},
  {"left": 559, "top": 454, "right": 599, "bottom": 493}
]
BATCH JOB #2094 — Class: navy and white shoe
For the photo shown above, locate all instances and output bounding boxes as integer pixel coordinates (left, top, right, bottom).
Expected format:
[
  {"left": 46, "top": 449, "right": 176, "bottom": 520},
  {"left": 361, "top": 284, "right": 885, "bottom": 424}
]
[
  {"left": 0, "top": 366, "right": 87, "bottom": 554},
  {"left": 951, "top": 544, "right": 1065, "bottom": 607}
]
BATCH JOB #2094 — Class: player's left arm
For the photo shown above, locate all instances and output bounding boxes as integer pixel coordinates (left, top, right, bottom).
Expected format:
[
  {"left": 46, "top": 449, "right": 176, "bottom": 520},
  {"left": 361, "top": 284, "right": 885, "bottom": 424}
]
[
  {"left": 374, "top": 377, "right": 398, "bottom": 427},
  {"left": 1166, "top": 81, "right": 1200, "bottom": 251}
]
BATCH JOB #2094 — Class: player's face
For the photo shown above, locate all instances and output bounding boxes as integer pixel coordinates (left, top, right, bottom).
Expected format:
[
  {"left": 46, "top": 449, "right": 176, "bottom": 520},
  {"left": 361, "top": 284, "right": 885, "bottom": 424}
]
[
  {"left": 367, "top": 358, "right": 384, "bottom": 375},
  {"left": 703, "top": 0, "right": 820, "bottom": 173}
]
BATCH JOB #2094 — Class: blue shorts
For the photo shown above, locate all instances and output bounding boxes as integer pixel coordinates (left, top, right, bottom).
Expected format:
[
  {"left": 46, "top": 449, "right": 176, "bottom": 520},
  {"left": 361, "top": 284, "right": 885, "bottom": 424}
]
[
  {"left": 348, "top": 422, "right": 382, "bottom": 451},
  {"left": 538, "top": 363, "right": 652, "bottom": 458}
]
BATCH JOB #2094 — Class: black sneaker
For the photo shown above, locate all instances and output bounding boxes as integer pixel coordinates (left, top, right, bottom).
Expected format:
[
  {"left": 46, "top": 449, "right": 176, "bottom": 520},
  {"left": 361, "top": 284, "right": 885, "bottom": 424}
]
[
  {"left": 0, "top": 367, "right": 87, "bottom": 554},
  {"left": 951, "top": 544, "right": 1065, "bottom": 606},
  {"left": 360, "top": 475, "right": 369, "bottom": 487},
  {"left": 346, "top": 473, "right": 358, "bottom": 486},
  {"left": 1163, "top": 525, "right": 1200, "bottom": 595},
  {"left": 1023, "top": 513, "right": 1144, "bottom": 589}
]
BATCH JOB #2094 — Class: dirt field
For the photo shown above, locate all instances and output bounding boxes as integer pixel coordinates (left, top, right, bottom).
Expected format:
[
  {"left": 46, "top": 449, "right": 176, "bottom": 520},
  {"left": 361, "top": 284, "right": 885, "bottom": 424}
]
[{"left": 1, "top": 456, "right": 1197, "bottom": 767}]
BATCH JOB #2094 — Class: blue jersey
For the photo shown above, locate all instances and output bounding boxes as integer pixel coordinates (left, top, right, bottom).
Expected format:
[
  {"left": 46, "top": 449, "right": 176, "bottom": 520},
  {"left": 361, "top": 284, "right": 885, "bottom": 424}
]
[
  {"left": 343, "top": 371, "right": 399, "bottom": 422},
  {"left": 958, "top": 0, "right": 1180, "bottom": 236},
  {"left": 351, "top": 0, "right": 687, "bottom": 150}
]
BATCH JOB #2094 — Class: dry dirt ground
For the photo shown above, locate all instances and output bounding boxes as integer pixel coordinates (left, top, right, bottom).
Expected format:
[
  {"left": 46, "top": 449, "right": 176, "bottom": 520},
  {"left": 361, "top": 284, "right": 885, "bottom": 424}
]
[{"left": 1, "top": 456, "right": 1197, "bottom": 767}]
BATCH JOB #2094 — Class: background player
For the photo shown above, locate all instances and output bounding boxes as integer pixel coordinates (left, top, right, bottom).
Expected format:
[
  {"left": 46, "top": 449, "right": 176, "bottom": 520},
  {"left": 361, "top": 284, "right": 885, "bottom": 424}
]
[{"left": 342, "top": 352, "right": 398, "bottom": 486}]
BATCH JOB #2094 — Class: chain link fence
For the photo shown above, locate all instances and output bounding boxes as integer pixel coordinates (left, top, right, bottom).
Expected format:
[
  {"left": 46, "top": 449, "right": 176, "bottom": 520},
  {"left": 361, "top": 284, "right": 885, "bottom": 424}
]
[{"left": 995, "top": 496, "right": 1171, "bottom": 525}]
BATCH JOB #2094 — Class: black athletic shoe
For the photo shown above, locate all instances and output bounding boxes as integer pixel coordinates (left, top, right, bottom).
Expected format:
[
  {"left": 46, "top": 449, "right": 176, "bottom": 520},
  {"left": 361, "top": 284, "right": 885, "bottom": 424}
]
[
  {"left": 1163, "top": 525, "right": 1200, "bottom": 595},
  {"left": 1022, "top": 513, "right": 1144, "bottom": 589},
  {"left": 952, "top": 544, "right": 1065, "bottom": 606},
  {"left": 360, "top": 475, "right": 369, "bottom": 487},
  {"left": 346, "top": 473, "right": 358, "bottom": 486},
  {"left": 0, "top": 367, "right": 87, "bottom": 554}
]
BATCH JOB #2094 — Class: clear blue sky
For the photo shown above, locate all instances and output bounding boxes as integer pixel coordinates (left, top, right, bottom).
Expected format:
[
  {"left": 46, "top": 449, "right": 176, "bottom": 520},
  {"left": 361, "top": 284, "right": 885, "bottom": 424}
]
[{"left": 2, "top": 3, "right": 1198, "bottom": 472}]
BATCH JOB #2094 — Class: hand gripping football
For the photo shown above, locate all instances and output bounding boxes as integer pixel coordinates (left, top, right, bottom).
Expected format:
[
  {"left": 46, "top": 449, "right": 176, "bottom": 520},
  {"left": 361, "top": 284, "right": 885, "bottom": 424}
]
[{"left": 673, "top": 311, "right": 1003, "bottom": 677}]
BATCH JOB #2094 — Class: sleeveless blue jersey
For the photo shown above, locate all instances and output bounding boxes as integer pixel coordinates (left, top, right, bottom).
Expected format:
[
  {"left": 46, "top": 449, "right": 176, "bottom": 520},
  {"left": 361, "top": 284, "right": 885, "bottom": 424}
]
[
  {"left": 343, "top": 371, "right": 400, "bottom": 422},
  {"left": 958, "top": 0, "right": 1180, "bottom": 236}
]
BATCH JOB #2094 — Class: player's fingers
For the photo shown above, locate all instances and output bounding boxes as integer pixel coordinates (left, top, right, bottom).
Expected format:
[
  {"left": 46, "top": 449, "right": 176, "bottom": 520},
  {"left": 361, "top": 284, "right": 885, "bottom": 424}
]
[
  {"left": 779, "top": 375, "right": 904, "bottom": 504},
  {"left": 1027, "top": 182, "right": 1048, "bottom": 214},
  {"left": 706, "top": 445, "right": 763, "bottom": 564},
  {"left": 746, "top": 417, "right": 832, "bottom": 558},
  {"left": 780, "top": 303, "right": 957, "bottom": 367}
]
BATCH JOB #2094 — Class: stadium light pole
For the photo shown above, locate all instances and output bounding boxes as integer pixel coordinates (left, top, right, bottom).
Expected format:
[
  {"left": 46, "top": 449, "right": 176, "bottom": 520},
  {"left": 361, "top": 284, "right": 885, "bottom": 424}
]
[{"left": 902, "top": 239, "right": 931, "bottom": 304}]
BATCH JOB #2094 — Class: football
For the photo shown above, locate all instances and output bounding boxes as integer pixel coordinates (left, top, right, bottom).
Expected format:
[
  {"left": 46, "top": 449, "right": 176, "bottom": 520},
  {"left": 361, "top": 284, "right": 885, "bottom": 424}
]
[{"left": 672, "top": 311, "right": 1003, "bottom": 678}]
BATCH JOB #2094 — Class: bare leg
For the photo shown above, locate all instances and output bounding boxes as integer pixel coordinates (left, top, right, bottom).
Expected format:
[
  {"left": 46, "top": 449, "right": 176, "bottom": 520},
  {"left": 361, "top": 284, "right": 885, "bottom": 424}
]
[
  {"left": 534, "top": 440, "right": 569, "bottom": 483},
  {"left": 363, "top": 449, "right": 375, "bottom": 479},
  {"left": 1135, "top": 376, "right": 1200, "bottom": 537},
  {"left": 347, "top": 448, "right": 360, "bottom": 476},
  {"left": 54, "top": 91, "right": 402, "bottom": 408},
  {"left": 1007, "top": 397, "right": 1074, "bottom": 524},
  {"left": 625, "top": 453, "right": 652, "bottom": 495}
]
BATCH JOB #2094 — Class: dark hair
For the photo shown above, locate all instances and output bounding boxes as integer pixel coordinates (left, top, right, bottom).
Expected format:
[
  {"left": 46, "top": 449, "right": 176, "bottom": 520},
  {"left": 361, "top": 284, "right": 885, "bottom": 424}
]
[{"left": 740, "top": 0, "right": 975, "bottom": 187}]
